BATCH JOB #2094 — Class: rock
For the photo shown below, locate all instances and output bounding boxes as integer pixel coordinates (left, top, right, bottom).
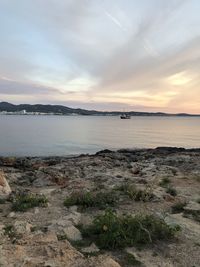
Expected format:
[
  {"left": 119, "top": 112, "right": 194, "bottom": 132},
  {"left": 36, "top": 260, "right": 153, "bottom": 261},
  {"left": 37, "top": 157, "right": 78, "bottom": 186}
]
[
  {"left": 0, "top": 223, "right": 5, "bottom": 236},
  {"left": 80, "top": 214, "right": 93, "bottom": 226},
  {"left": 63, "top": 225, "right": 82, "bottom": 241},
  {"left": 81, "top": 243, "right": 100, "bottom": 254},
  {"left": 96, "top": 149, "right": 113, "bottom": 155},
  {"left": 14, "top": 221, "right": 32, "bottom": 235},
  {"left": 39, "top": 188, "right": 57, "bottom": 196},
  {"left": 34, "top": 207, "right": 39, "bottom": 214},
  {"left": 49, "top": 211, "right": 82, "bottom": 233},
  {"left": 126, "top": 247, "right": 173, "bottom": 267},
  {"left": 163, "top": 194, "right": 175, "bottom": 202},
  {"left": 30, "top": 231, "right": 58, "bottom": 243},
  {"left": 0, "top": 170, "right": 11, "bottom": 197},
  {"left": 69, "top": 205, "right": 78, "bottom": 212},
  {"left": 32, "top": 171, "right": 54, "bottom": 187},
  {"left": 131, "top": 166, "right": 140, "bottom": 175},
  {"left": 153, "top": 187, "right": 166, "bottom": 200},
  {"left": 88, "top": 256, "right": 121, "bottom": 267},
  {"left": 183, "top": 201, "right": 200, "bottom": 215},
  {"left": 8, "top": 212, "right": 16, "bottom": 218},
  {"left": 183, "top": 201, "right": 200, "bottom": 221},
  {"left": 64, "top": 211, "right": 82, "bottom": 225},
  {"left": 165, "top": 213, "right": 200, "bottom": 243},
  {"left": 0, "top": 231, "right": 85, "bottom": 267}
]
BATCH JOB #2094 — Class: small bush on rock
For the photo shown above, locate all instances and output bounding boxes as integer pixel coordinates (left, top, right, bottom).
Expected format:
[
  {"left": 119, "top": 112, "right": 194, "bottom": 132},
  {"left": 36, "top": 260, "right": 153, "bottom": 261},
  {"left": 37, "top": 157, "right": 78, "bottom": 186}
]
[
  {"left": 81, "top": 209, "right": 180, "bottom": 249},
  {"left": 171, "top": 201, "right": 187, "bottom": 213},
  {"left": 0, "top": 198, "right": 6, "bottom": 204},
  {"left": 116, "top": 183, "right": 154, "bottom": 202},
  {"left": 12, "top": 193, "right": 48, "bottom": 212},
  {"left": 159, "top": 177, "right": 171, "bottom": 187},
  {"left": 64, "top": 191, "right": 118, "bottom": 209},
  {"left": 166, "top": 186, "right": 177, "bottom": 196},
  {"left": 3, "top": 224, "right": 21, "bottom": 241},
  {"left": 122, "top": 252, "right": 142, "bottom": 266}
]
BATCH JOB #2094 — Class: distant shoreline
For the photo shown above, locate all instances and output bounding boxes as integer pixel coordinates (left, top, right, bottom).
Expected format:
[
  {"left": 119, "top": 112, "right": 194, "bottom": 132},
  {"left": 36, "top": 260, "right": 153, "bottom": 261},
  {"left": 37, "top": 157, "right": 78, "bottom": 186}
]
[
  {"left": 0, "top": 101, "right": 199, "bottom": 117},
  {"left": 0, "top": 113, "right": 200, "bottom": 117}
]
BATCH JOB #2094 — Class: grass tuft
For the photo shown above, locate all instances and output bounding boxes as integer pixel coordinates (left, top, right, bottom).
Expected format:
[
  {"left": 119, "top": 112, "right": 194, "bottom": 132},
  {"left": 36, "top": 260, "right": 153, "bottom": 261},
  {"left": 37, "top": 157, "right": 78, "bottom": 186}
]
[
  {"left": 0, "top": 198, "right": 6, "bottom": 204},
  {"left": 171, "top": 201, "right": 187, "bottom": 213},
  {"left": 64, "top": 191, "right": 118, "bottom": 209},
  {"left": 159, "top": 177, "right": 171, "bottom": 187},
  {"left": 3, "top": 224, "right": 22, "bottom": 241},
  {"left": 122, "top": 252, "right": 142, "bottom": 266},
  {"left": 166, "top": 186, "right": 177, "bottom": 196},
  {"left": 12, "top": 193, "right": 48, "bottom": 212},
  {"left": 116, "top": 183, "right": 154, "bottom": 202}
]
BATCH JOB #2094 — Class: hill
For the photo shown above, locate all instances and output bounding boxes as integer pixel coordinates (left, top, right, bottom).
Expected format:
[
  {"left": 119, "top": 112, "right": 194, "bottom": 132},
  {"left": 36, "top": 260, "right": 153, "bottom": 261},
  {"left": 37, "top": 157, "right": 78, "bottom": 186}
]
[{"left": 0, "top": 102, "right": 199, "bottom": 116}]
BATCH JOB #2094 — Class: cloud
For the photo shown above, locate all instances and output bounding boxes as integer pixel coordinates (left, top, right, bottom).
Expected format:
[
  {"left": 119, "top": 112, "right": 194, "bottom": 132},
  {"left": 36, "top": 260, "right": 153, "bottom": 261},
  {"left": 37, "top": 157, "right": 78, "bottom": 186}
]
[
  {"left": 0, "top": 78, "right": 62, "bottom": 95},
  {"left": 0, "top": 0, "right": 199, "bottom": 113}
]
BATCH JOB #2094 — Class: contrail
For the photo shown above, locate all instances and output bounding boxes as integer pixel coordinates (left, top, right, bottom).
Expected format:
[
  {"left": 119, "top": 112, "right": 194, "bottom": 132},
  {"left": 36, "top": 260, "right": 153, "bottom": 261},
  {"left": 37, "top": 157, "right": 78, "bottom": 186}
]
[{"left": 104, "top": 11, "right": 127, "bottom": 32}]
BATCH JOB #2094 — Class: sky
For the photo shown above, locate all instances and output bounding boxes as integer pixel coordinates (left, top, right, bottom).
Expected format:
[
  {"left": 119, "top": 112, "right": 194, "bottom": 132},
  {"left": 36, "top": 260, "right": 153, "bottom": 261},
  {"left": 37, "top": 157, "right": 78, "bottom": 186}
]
[{"left": 0, "top": 0, "right": 199, "bottom": 113}]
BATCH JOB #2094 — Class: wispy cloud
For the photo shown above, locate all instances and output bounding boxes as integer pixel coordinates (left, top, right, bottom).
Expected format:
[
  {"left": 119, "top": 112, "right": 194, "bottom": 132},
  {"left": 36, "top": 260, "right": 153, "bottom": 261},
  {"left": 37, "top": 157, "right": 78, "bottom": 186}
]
[
  {"left": 0, "top": 0, "right": 199, "bottom": 113},
  {"left": 104, "top": 11, "right": 127, "bottom": 32}
]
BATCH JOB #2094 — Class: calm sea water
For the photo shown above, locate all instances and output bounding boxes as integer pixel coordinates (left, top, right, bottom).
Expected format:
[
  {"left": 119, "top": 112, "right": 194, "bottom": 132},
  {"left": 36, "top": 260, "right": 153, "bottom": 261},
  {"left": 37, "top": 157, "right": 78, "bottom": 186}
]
[{"left": 0, "top": 115, "right": 199, "bottom": 156}]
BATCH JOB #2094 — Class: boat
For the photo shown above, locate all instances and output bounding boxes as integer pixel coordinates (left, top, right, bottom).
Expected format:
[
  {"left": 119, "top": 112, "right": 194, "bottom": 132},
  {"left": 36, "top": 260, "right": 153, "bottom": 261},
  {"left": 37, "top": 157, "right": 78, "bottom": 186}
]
[{"left": 120, "top": 114, "right": 131, "bottom": 119}]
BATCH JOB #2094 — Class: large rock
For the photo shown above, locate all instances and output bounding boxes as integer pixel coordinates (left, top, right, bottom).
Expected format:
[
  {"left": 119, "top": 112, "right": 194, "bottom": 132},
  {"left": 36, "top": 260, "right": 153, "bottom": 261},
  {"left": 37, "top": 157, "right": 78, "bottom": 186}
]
[
  {"left": 0, "top": 170, "right": 11, "bottom": 197},
  {"left": 14, "top": 221, "right": 32, "bottom": 235},
  {"left": 63, "top": 225, "right": 82, "bottom": 241},
  {"left": 0, "top": 231, "right": 85, "bottom": 267}
]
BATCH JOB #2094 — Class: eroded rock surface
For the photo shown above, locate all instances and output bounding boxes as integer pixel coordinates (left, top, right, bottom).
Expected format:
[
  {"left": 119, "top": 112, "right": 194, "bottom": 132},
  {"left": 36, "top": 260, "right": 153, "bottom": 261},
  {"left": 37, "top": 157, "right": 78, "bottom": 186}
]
[
  {"left": 0, "top": 170, "right": 11, "bottom": 197},
  {"left": 0, "top": 148, "right": 199, "bottom": 267}
]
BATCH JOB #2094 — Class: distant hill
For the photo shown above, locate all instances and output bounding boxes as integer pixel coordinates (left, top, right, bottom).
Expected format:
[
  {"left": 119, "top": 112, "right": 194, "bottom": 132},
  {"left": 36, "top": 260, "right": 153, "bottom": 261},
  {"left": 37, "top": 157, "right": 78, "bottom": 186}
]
[{"left": 0, "top": 102, "right": 199, "bottom": 116}]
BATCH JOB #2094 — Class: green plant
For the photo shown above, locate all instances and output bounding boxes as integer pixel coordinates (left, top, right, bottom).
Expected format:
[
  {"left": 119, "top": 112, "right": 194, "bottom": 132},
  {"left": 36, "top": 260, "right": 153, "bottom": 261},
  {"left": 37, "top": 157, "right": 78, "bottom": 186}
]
[
  {"left": 3, "top": 225, "right": 18, "bottom": 239},
  {"left": 159, "top": 177, "right": 171, "bottom": 187},
  {"left": 171, "top": 201, "right": 187, "bottom": 213},
  {"left": 122, "top": 252, "right": 142, "bottom": 266},
  {"left": 116, "top": 183, "right": 154, "bottom": 202},
  {"left": 12, "top": 193, "right": 48, "bottom": 212},
  {"left": 57, "top": 234, "right": 68, "bottom": 241},
  {"left": 166, "top": 186, "right": 177, "bottom": 196},
  {"left": 64, "top": 191, "right": 118, "bottom": 209},
  {"left": 81, "top": 209, "right": 180, "bottom": 250},
  {"left": 0, "top": 198, "right": 6, "bottom": 204}
]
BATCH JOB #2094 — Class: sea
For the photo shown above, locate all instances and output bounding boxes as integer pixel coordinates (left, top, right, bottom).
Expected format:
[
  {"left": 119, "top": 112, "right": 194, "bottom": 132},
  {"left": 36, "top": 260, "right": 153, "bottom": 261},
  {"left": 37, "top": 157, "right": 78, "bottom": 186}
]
[{"left": 0, "top": 115, "right": 199, "bottom": 156}]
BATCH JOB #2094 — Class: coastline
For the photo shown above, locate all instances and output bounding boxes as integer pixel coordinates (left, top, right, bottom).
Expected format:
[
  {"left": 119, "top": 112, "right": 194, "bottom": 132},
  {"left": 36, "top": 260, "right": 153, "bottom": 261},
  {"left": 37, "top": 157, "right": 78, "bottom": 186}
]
[{"left": 0, "top": 147, "right": 200, "bottom": 266}]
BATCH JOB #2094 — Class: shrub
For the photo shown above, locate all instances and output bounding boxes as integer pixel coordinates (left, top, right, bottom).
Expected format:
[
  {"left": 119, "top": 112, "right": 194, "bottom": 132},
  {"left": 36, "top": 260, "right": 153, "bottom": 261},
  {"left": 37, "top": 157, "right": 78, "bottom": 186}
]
[
  {"left": 64, "top": 191, "right": 118, "bottom": 209},
  {"left": 122, "top": 252, "right": 142, "bottom": 266},
  {"left": 81, "top": 209, "right": 180, "bottom": 249},
  {"left": 116, "top": 183, "right": 154, "bottom": 202},
  {"left": 0, "top": 198, "right": 6, "bottom": 204},
  {"left": 57, "top": 234, "right": 68, "bottom": 241},
  {"left": 171, "top": 201, "right": 187, "bottom": 213},
  {"left": 166, "top": 186, "right": 177, "bottom": 196},
  {"left": 3, "top": 224, "right": 21, "bottom": 241},
  {"left": 12, "top": 193, "right": 48, "bottom": 212},
  {"left": 159, "top": 177, "right": 171, "bottom": 187}
]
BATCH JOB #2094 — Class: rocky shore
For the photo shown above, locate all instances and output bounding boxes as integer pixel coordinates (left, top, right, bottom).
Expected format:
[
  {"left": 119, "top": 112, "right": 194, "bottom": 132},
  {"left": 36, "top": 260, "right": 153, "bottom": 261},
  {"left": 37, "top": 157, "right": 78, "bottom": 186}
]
[{"left": 0, "top": 147, "right": 200, "bottom": 267}]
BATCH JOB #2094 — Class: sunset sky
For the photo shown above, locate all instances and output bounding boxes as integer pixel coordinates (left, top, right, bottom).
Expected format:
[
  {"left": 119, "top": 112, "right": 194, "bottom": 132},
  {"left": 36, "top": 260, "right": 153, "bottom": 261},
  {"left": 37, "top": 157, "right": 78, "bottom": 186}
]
[{"left": 0, "top": 0, "right": 199, "bottom": 113}]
